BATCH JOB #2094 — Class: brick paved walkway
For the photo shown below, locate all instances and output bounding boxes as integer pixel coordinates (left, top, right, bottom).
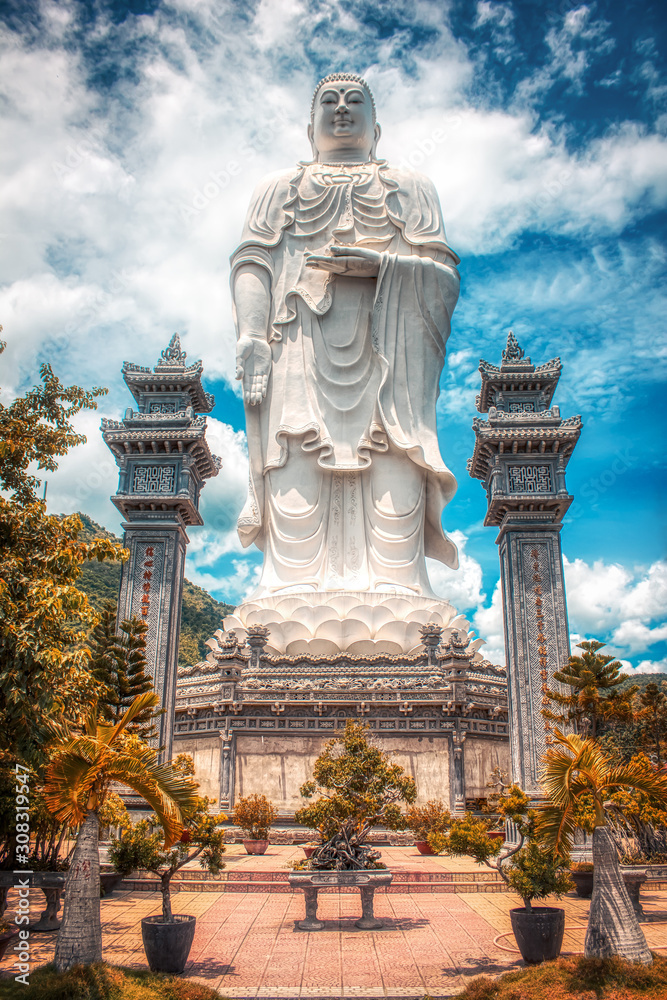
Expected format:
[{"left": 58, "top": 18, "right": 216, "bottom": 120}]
[{"left": 3, "top": 846, "right": 667, "bottom": 998}]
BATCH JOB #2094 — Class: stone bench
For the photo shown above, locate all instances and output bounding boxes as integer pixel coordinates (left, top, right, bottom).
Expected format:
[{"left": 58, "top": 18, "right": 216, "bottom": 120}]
[{"left": 287, "top": 870, "right": 393, "bottom": 930}]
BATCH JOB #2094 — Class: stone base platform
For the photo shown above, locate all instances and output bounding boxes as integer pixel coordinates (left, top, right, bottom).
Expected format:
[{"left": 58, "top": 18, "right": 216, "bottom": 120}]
[{"left": 111, "top": 845, "right": 508, "bottom": 895}]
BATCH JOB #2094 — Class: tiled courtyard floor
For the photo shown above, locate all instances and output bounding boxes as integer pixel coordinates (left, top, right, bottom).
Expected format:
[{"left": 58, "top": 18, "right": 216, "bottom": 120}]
[{"left": 3, "top": 846, "right": 667, "bottom": 998}]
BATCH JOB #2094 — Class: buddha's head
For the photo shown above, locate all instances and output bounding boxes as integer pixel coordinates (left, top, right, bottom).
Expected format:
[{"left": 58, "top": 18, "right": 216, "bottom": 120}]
[{"left": 308, "top": 73, "right": 381, "bottom": 163}]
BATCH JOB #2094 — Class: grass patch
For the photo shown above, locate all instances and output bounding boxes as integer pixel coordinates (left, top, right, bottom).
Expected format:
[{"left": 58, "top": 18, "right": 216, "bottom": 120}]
[
  {"left": 0, "top": 963, "right": 221, "bottom": 1000},
  {"left": 451, "top": 953, "right": 667, "bottom": 999}
]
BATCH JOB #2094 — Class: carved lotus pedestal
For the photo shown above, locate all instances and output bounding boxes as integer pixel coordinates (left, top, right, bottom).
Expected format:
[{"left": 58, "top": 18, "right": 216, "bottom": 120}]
[{"left": 288, "top": 870, "right": 393, "bottom": 930}]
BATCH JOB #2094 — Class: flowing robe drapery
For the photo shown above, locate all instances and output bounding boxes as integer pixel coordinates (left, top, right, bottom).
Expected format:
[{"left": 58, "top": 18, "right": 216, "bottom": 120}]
[{"left": 231, "top": 160, "right": 460, "bottom": 596}]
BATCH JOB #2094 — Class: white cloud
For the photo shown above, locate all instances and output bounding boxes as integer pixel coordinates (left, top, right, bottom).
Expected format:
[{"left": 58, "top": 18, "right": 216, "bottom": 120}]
[
  {"left": 563, "top": 556, "right": 667, "bottom": 661},
  {"left": 473, "top": 580, "right": 505, "bottom": 665},
  {"left": 633, "top": 658, "right": 667, "bottom": 675},
  {"left": 427, "top": 529, "right": 486, "bottom": 611}
]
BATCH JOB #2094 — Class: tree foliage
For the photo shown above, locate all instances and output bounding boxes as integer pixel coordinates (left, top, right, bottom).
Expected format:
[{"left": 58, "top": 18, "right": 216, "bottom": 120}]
[
  {"left": 0, "top": 345, "right": 127, "bottom": 760},
  {"left": 88, "top": 604, "right": 158, "bottom": 738},
  {"left": 539, "top": 729, "right": 667, "bottom": 963},
  {"left": 109, "top": 755, "right": 226, "bottom": 921},
  {"left": 405, "top": 800, "right": 451, "bottom": 844},
  {"left": 437, "top": 783, "right": 572, "bottom": 911},
  {"left": 0, "top": 342, "right": 107, "bottom": 506},
  {"left": 542, "top": 640, "right": 634, "bottom": 739},
  {"left": 295, "top": 720, "right": 416, "bottom": 842},
  {"left": 232, "top": 794, "right": 277, "bottom": 839},
  {"left": 44, "top": 693, "right": 198, "bottom": 848}
]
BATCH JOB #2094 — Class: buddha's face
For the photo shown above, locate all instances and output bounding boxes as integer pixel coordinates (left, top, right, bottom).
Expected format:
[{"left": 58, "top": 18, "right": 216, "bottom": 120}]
[{"left": 309, "top": 80, "right": 379, "bottom": 162}]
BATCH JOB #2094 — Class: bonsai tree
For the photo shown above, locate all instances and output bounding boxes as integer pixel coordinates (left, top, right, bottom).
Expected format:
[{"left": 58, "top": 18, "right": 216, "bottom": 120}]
[
  {"left": 232, "top": 793, "right": 277, "bottom": 840},
  {"left": 437, "top": 784, "right": 572, "bottom": 912},
  {"left": 405, "top": 800, "right": 451, "bottom": 852},
  {"left": 109, "top": 793, "right": 227, "bottom": 922},
  {"left": 295, "top": 720, "right": 417, "bottom": 870},
  {"left": 44, "top": 691, "right": 199, "bottom": 971},
  {"left": 540, "top": 729, "right": 667, "bottom": 965}
]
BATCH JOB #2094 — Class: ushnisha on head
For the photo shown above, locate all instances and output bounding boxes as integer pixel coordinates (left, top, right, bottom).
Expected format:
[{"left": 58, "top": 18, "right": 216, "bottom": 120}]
[{"left": 308, "top": 73, "right": 381, "bottom": 164}]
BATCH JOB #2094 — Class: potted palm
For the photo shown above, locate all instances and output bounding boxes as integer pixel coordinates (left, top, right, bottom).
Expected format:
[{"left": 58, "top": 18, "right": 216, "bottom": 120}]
[
  {"left": 109, "top": 779, "right": 226, "bottom": 974},
  {"left": 438, "top": 784, "right": 573, "bottom": 963},
  {"left": 44, "top": 692, "right": 199, "bottom": 972},
  {"left": 233, "top": 794, "right": 277, "bottom": 854},
  {"left": 405, "top": 800, "right": 451, "bottom": 855},
  {"left": 540, "top": 729, "right": 667, "bottom": 965}
]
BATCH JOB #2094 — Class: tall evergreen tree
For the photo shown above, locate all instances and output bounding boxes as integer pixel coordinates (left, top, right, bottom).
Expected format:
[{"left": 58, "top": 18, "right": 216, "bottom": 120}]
[
  {"left": 543, "top": 639, "right": 635, "bottom": 738},
  {"left": 88, "top": 606, "right": 158, "bottom": 738},
  {"left": 636, "top": 682, "right": 667, "bottom": 766}
]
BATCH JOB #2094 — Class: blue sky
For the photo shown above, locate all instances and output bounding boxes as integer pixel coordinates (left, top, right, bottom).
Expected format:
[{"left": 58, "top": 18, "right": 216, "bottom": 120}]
[{"left": 1, "top": 0, "right": 665, "bottom": 670}]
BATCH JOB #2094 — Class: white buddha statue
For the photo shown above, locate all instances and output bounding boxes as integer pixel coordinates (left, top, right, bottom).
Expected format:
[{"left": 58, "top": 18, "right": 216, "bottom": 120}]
[{"left": 231, "top": 73, "right": 460, "bottom": 599}]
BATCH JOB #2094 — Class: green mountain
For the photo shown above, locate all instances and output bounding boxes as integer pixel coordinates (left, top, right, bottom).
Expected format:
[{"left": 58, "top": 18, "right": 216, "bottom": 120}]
[
  {"left": 74, "top": 513, "right": 235, "bottom": 666},
  {"left": 619, "top": 673, "right": 667, "bottom": 693}
]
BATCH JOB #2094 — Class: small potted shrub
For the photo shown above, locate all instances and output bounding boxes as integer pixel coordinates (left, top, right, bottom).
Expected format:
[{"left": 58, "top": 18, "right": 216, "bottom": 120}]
[
  {"left": 233, "top": 794, "right": 277, "bottom": 854},
  {"left": 109, "top": 784, "right": 226, "bottom": 974},
  {"left": 439, "top": 785, "right": 573, "bottom": 963},
  {"left": 405, "top": 800, "right": 451, "bottom": 855}
]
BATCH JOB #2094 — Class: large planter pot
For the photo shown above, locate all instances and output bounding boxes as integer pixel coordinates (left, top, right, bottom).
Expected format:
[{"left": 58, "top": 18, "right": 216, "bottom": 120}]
[
  {"left": 510, "top": 906, "right": 565, "bottom": 964},
  {"left": 302, "top": 846, "right": 317, "bottom": 859},
  {"left": 0, "top": 926, "right": 20, "bottom": 962},
  {"left": 141, "top": 914, "right": 196, "bottom": 974},
  {"left": 243, "top": 839, "right": 269, "bottom": 855},
  {"left": 414, "top": 841, "right": 436, "bottom": 855},
  {"left": 571, "top": 871, "right": 594, "bottom": 898},
  {"left": 100, "top": 873, "right": 125, "bottom": 897}
]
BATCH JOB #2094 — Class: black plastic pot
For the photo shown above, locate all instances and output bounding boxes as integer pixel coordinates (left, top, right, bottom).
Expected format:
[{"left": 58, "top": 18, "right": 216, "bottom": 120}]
[
  {"left": 510, "top": 906, "right": 565, "bottom": 964},
  {"left": 141, "top": 914, "right": 196, "bottom": 973}
]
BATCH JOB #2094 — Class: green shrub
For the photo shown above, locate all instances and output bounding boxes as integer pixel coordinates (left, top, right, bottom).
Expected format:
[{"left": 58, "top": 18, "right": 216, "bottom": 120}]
[
  {"left": 0, "top": 962, "right": 221, "bottom": 999},
  {"left": 405, "top": 800, "right": 451, "bottom": 844},
  {"left": 232, "top": 794, "right": 277, "bottom": 839}
]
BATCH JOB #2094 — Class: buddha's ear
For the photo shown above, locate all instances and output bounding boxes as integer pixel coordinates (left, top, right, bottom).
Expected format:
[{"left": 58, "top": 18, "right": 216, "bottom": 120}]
[
  {"left": 370, "top": 122, "right": 382, "bottom": 161},
  {"left": 307, "top": 123, "right": 317, "bottom": 161}
]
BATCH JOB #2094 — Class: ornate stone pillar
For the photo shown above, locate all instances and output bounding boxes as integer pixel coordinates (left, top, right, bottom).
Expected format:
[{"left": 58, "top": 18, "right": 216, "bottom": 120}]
[
  {"left": 468, "top": 332, "right": 581, "bottom": 798},
  {"left": 103, "top": 334, "right": 221, "bottom": 758}
]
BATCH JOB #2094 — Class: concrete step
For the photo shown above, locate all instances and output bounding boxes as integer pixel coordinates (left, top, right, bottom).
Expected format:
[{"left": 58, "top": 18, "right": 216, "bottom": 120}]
[{"left": 119, "top": 874, "right": 509, "bottom": 894}]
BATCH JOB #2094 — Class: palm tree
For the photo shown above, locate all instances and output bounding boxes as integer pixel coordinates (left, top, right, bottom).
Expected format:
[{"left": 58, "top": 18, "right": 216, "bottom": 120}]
[
  {"left": 540, "top": 729, "right": 667, "bottom": 965},
  {"left": 44, "top": 692, "right": 198, "bottom": 972}
]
